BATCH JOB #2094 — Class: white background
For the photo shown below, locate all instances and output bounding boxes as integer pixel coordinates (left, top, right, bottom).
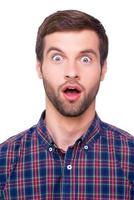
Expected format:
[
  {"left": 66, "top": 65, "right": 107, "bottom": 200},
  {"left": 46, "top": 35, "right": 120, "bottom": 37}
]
[{"left": 0, "top": 0, "right": 134, "bottom": 143}]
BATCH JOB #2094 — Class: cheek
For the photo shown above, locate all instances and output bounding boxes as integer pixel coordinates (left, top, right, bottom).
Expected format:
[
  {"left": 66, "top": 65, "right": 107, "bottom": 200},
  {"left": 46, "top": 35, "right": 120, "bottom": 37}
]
[
  {"left": 82, "top": 69, "right": 101, "bottom": 86},
  {"left": 42, "top": 70, "right": 63, "bottom": 90},
  {"left": 42, "top": 63, "right": 64, "bottom": 79}
]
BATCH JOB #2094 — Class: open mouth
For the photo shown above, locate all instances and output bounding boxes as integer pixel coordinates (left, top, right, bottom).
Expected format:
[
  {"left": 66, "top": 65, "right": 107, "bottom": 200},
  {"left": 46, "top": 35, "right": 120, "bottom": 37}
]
[
  {"left": 64, "top": 88, "right": 81, "bottom": 94},
  {"left": 62, "top": 85, "right": 82, "bottom": 101}
]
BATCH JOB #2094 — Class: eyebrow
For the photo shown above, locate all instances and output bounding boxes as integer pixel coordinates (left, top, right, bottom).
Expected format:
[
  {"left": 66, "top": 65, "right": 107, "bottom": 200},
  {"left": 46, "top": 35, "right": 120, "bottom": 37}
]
[
  {"left": 46, "top": 47, "right": 98, "bottom": 58},
  {"left": 46, "top": 47, "right": 64, "bottom": 55},
  {"left": 80, "top": 49, "right": 98, "bottom": 58}
]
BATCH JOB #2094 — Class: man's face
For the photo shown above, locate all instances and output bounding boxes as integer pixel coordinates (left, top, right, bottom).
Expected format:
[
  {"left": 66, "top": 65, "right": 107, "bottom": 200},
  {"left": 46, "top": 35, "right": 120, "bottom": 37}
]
[{"left": 37, "top": 30, "right": 107, "bottom": 117}]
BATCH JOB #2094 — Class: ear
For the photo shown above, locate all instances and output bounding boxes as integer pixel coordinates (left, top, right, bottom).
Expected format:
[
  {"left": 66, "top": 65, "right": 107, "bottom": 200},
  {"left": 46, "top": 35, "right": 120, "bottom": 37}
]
[
  {"left": 100, "top": 61, "right": 107, "bottom": 81},
  {"left": 36, "top": 60, "right": 43, "bottom": 79}
]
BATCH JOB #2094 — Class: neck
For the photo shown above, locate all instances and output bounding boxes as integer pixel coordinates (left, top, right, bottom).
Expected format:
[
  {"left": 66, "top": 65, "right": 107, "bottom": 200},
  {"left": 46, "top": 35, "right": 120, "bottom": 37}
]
[{"left": 45, "top": 101, "right": 96, "bottom": 151}]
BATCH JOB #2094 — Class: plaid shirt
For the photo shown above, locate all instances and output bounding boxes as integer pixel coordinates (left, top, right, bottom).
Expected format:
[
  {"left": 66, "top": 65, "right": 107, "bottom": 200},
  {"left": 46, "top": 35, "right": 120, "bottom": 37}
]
[{"left": 0, "top": 111, "right": 134, "bottom": 200}]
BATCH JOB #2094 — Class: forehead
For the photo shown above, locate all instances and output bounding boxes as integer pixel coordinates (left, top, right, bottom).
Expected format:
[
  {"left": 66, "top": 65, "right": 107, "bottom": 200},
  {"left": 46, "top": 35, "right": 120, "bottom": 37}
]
[{"left": 43, "top": 30, "right": 100, "bottom": 55}]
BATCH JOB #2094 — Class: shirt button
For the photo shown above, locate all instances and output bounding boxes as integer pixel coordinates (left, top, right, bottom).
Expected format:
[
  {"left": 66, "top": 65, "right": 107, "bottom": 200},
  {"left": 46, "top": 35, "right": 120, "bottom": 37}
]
[
  {"left": 67, "top": 165, "right": 72, "bottom": 170},
  {"left": 84, "top": 145, "right": 88, "bottom": 150},
  {"left": 49, "top": 147, "right": 53, "bottom": 152}
]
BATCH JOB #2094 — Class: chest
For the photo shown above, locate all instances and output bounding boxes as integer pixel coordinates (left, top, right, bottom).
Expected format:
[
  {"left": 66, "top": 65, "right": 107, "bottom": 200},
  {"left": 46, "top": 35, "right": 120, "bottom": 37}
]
[{"left": 2, "top": 143, "right": 132, "bottom": 200}]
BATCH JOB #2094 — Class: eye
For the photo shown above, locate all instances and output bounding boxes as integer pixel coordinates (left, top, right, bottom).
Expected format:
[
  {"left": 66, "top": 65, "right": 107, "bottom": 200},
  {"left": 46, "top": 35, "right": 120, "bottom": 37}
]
[
  {"left": 52, "top": 54, "right": 63, "bottom": 63},
  {"left": 80, "top": 56, "right": 91, "bottom": 64}
]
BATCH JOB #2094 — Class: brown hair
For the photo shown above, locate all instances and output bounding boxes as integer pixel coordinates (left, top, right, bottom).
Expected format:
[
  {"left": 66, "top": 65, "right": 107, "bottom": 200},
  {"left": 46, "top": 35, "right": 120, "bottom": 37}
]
[{"left": 35, "top": 10, "right": 108, "bottom": 66}]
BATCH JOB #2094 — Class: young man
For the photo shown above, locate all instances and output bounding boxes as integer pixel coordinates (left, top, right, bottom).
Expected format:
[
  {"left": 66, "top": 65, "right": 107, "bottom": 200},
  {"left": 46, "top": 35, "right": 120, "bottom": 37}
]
[{"left": 0, "top": 10, "right": 134, "bottom": 199}]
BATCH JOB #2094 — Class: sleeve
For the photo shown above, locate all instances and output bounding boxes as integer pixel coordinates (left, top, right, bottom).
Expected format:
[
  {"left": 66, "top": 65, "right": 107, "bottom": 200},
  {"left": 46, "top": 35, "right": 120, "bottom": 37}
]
[{"left": 0, "top": 137, "right": 21, "bottom": 196}]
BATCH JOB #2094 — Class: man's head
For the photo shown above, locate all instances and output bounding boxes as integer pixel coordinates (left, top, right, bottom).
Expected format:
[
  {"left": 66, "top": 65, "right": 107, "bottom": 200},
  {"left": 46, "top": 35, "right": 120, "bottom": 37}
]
[
  {"left": 36, "top": 10, "right": 108, "bottom": 117},
  {"left": 36, "top": 10, "right": 108, "bottom": 66}
]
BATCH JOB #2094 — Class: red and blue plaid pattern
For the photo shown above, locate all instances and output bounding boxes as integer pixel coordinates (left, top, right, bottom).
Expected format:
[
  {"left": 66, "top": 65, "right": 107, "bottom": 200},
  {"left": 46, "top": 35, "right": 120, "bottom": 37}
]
[{"left": 0, "top": 111, "right": 134, "bottom": 199}]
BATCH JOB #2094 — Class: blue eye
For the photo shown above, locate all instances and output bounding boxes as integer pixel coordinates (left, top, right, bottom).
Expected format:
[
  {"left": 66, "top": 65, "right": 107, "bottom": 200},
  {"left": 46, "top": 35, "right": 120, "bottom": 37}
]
[
  {"left": 52, "top": 54, "right": 63, "bottom": 62},
  {"left": 81, "top": 56, "right": 91, "bottom": 64}
]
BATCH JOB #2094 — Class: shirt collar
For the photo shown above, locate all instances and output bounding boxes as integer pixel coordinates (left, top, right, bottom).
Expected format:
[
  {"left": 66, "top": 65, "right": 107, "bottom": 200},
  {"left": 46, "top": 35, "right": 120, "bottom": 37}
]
[
  {"left": 36, "top": 110, "right": 103, "bottom": 148},
  {"left": 80, "top": 112, "right": 102, "bottom": 147},
  {"left": 36, "top": 111, "right": 53, "bottom": 146}
]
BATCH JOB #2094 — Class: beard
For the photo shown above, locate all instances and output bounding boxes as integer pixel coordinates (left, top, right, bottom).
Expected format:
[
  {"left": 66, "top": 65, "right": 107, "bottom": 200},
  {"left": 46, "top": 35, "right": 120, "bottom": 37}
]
[{"left": 42, "top": 77, "right": 101, "bottom": 117}]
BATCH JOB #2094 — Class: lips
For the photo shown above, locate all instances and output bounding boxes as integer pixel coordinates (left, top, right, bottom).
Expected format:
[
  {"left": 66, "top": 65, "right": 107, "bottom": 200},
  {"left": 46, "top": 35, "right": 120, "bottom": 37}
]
[{"left": 62, "top": 84, "right": 82, "bottom": 102}]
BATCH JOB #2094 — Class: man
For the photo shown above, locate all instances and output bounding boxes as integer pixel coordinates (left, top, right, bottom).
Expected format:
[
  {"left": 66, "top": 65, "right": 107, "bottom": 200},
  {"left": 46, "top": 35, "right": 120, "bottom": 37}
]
[{"left": 0, "top": 10, "right": 134, "bottom": 200}]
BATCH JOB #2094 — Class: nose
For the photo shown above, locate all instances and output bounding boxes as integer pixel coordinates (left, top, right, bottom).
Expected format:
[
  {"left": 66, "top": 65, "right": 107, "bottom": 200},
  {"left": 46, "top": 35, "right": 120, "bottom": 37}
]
[{"left": 64, "top": 61, "right": 80, "bottom": 80}]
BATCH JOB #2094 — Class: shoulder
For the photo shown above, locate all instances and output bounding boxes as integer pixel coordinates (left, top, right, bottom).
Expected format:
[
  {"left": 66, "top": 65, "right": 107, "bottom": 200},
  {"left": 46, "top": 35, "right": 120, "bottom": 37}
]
[
  {"left": 0, "top": 125, "right": 37, "bottom": 161},
  {"left": 101, "top": 120, "right": 134, "bottom": 146},
  {"left": 0, "top": 125, "right": 37, "bottom": 153},
  {"left": 101, "top": 120, "right": 134, "bottom": 176},
  {"left": 100, "top": 120, "right": 134, "bottom": 166},
  {"left": 0, "top": 125, "right": 37, "bottom": 190}
]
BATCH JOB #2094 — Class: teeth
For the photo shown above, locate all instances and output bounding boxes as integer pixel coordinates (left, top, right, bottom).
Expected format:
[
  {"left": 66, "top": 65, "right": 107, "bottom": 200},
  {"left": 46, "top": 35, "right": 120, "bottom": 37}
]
[
  {"left": 63, "top": 85, "right": 81, "bottom": 93},
  {"left": 68, "top": 87, "right": 79, "bottom": 90},
  {"left": 64, "top": 88, "right": 80, "bottom": 94},
  {"left": 68, "top": 87, "right": 75, "bottom": 89}
]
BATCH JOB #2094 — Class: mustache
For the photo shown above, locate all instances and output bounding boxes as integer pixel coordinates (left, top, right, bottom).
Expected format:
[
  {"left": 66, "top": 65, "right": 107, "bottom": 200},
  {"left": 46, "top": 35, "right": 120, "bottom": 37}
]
[{"left": 59, "top": 79, "right": 85, "bottom": 91}]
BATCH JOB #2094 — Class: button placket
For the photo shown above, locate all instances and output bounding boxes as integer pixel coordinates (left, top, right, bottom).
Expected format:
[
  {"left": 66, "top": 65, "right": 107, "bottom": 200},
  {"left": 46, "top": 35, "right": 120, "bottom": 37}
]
[
  {"left": 49, "top": 147, "right": 53, "bottom": 152},
  {"left": 84, "top": 145, "right": 88, "bottom": 150},
  {"left": 67, "top": 164, "right": 72, "bottom": 170}
]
